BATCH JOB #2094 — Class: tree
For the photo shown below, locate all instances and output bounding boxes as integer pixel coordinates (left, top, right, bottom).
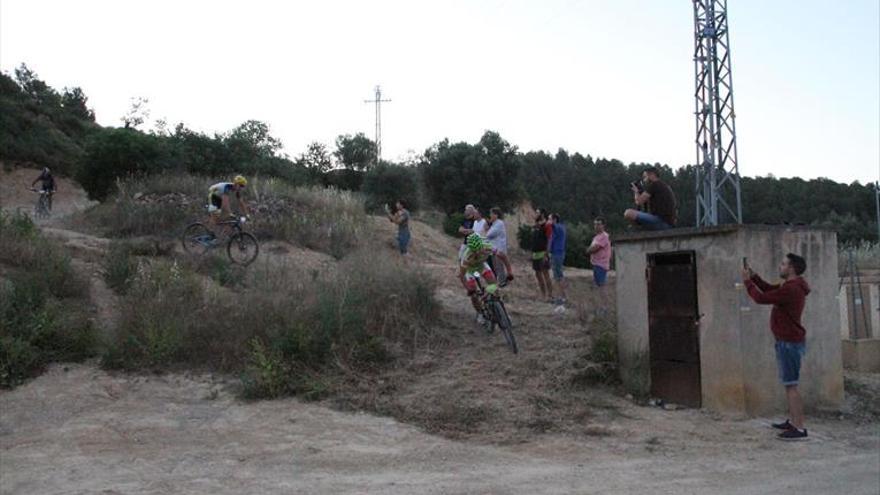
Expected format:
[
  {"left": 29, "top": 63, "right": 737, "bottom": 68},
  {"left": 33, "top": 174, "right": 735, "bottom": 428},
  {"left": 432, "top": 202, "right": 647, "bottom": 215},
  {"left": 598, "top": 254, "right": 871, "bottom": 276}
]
[
  {"left": 60, "top": 87, "right": 95, "bottom": 122},
  {"left": 224, "top": 120, "right": 283, "bottom": 161},
  {"left": 362, "top": 161, "right": 420, "bottom": 212},
  {"left": 121, "top": 97, "right": 150, "bottom": 129},
  {"left": 421, "top": 131, "right": 522, "bottom": 214},
  {"left": 298, "top": 142, "right": 333, "bottom": 178},
  {"left": 76, "top": 127, "right": 174, "bottom": 200},
  {"left": 13, "top": 63, "right": 60, "bottom": 107},
  {"left": 333, "top": 133, "right": 377, "bottom": 171}
]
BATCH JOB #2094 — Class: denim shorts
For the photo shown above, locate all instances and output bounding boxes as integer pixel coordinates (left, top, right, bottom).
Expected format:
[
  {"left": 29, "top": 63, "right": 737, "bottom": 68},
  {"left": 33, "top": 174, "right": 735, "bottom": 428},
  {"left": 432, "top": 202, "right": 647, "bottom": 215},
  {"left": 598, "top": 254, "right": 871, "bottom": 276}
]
[
  {"left": 593, "top": 265, "right": 608, "bottom": 287},
  {"left": 635, "top": 211, "right": 672, "bottom": 231},
  {"left": 551, "top": 253, "right": 565, "bottom": 280},
  {"left": 775, "top": 340, "right": 806, "bottom": 386}
]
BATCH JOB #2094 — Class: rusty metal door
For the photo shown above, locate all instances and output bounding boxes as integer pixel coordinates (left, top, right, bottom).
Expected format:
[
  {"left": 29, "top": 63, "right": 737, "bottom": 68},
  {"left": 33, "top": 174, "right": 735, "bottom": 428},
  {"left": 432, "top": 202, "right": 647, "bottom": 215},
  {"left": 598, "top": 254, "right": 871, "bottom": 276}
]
[{"left": 647, "top": 251, "right": 701, "bottom": 408}]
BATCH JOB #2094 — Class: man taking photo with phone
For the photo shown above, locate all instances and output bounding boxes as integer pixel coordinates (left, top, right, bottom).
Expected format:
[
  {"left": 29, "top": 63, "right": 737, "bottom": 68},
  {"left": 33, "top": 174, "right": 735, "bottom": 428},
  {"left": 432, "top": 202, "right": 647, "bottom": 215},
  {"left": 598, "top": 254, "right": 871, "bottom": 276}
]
[{"left": 742, "top": 253, "right": 811, "bottom": 441}]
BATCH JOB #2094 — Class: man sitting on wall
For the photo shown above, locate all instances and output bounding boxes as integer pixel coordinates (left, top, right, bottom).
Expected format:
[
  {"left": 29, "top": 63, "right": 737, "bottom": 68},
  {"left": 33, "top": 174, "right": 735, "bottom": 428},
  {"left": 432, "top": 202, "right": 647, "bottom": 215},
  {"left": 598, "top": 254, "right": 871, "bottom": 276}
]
[{"left": 623, "top": 166, "right": 677, "bottom": 230}]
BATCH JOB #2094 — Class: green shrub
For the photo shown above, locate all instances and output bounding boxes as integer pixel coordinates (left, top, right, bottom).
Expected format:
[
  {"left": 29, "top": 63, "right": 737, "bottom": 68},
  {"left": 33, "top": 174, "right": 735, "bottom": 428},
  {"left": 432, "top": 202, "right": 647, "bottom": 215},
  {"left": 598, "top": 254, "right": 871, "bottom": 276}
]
[
  {"left": 443, "top": 212, "right": 466, "bottom": 238},
  {"left": 362, "top": 162, "right": 420, "bottom": 212},
  {"left": 105, "top": 248, "right": 438, "bottom": 399},
  {"left": 76, "top": 127, "right": 178, "bottom": 201},
  {"left": 103, "top": 242, "right": 138, "bottom": 294},
  {"left": 0, "top": 213, "right": 96, "bottom": 387}
]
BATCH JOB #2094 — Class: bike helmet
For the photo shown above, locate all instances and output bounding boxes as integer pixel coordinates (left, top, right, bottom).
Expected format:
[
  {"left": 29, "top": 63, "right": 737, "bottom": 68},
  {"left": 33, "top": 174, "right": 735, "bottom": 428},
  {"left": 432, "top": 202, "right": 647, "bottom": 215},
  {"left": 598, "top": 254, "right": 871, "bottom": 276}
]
[
  {"left": 234, "top": 175, "right": 247, "bottom": 187},
  {"left": 466, "top": 233, "right": 483, "bottom": 252}
]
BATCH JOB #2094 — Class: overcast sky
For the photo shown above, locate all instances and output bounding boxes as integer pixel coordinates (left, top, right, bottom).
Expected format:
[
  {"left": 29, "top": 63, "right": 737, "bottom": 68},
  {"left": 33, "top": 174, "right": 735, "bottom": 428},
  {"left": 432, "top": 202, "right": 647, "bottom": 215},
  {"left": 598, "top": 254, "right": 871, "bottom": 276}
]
[{"left": 2, "top": 0, "right": 878, "bottom": 184}]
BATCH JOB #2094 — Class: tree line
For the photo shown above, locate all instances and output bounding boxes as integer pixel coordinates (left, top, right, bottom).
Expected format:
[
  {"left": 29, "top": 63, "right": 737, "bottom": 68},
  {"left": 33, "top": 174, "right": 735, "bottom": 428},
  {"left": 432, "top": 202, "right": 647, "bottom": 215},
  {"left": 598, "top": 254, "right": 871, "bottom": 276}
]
[{"left": 2, "top": 64, "right": 876, "bottom": 248}]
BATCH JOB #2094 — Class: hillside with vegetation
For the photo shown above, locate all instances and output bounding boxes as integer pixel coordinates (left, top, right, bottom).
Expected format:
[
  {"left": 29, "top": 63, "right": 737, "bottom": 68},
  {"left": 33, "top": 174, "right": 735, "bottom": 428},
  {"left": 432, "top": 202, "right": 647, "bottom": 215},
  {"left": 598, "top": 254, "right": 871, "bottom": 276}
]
[{"left": 2, "top": 63, "right": 876, "bottom": 250}]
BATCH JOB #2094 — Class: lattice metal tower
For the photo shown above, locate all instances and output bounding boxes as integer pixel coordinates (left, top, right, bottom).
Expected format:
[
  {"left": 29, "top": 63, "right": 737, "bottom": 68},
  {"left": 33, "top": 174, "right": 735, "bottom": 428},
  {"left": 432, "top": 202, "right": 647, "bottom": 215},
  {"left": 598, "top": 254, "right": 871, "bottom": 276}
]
[
  {"left": 693, "top": 0, "right": 743, "bottom": 226},
  {"left": 364, "top": 85, "right": 391, "bottom": 164}
]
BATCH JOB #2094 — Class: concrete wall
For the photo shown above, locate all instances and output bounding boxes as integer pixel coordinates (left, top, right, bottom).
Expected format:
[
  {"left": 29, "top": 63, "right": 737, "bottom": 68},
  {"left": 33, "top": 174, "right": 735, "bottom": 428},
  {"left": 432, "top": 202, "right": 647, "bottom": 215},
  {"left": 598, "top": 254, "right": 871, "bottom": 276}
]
[
  {"left": 615, "top": 226, "right": 844, "bottom": 416},
  {"left": 736, "top": 228, "right": 843, "bottom": 415},
  {"left": 841, "top": 339, "right": 880, "bottom": 372}
]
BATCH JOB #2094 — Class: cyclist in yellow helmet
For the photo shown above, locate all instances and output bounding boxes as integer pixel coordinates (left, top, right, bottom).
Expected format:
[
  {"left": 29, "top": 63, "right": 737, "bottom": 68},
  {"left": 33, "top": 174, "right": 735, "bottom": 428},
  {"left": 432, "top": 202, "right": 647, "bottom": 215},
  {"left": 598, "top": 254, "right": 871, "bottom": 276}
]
[{"left": 207, "top": 175, "right": 250, "bottom": 228}]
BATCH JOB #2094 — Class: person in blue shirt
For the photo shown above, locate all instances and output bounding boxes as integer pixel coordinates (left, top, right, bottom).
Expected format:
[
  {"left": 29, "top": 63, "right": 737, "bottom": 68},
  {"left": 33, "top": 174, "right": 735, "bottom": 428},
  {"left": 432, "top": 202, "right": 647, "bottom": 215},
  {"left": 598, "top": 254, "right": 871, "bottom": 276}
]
[{"left": 548, "top": 213, "right": 567, "bottom": 305}]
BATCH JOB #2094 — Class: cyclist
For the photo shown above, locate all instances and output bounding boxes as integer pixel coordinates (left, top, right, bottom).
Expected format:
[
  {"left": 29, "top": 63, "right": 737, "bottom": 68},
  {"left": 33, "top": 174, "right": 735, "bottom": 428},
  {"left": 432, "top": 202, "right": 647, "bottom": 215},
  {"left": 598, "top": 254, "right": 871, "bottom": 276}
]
[
  {"left": 31, "top": 167, "right": 56, "bottom": 212},
  {"left": 207, "top": 175, "right": 250, "bottom": 230},
  {"left": 459, "top": 233, "right": 499, "bottom": 326}
]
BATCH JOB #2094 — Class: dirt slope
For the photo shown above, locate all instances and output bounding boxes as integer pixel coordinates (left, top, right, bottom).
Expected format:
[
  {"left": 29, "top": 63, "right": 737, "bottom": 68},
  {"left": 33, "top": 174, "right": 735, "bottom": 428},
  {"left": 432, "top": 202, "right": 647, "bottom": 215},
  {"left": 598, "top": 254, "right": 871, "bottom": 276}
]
[{"left": 0, "top": 166, "right": 97, "bottom": 222}]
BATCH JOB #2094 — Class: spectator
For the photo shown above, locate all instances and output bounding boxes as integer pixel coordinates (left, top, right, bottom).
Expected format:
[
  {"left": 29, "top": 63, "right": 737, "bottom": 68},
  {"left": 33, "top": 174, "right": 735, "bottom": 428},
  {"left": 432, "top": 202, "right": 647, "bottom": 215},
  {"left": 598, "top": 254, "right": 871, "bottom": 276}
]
[
  {"left": 587, "top": 217, "right": 612, "bottom": 317},
  {"left": 530, "top": 210, "right": 553, "bottom": 302},
  {"left": 742, "top": 253, "right": 811, "bottom": 441},
  {"left": 624, "top": 166, "right": 677, "bottom": 230},
  {"left": 472, "top": 207, "right": 488, "bottom": 238},
  {"left": 386, "top": 199, "right": 411, "bottom": 256},
  {"left": 548, "top": 213, "right": 567, "bottom": 305},
  {"left": 485, "top": 207, "right": 514, "bottom": 285},
  {"left": 457, "top": 204, "right": 477, "bottom": 264}
]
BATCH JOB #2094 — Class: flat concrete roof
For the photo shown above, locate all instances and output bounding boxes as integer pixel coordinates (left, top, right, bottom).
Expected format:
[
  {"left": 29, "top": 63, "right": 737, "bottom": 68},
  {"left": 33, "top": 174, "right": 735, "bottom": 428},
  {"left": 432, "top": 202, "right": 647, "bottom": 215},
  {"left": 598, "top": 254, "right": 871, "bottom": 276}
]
[{"left": 612, "top": 223, "right": 832, "bottom": 244}]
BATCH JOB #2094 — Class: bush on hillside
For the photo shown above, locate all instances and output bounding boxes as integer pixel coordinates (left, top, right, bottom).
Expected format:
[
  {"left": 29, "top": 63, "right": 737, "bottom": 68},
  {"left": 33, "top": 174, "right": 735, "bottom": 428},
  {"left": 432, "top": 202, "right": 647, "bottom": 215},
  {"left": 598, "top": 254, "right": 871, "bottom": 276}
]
[
  {"left": 422, "top": 131, "right": 522, "bottom": 215},
  {"left": 323, "top": 168, "right": 364, "bottom": 192},
  {"left": 102, "top": 250, "right": 439, "bottom": 400},
  {"left": 362, "top": 162, "right": 420, "bottom": 213},
  {"left": 0, "top": 67, "right": 97, "bottom": 176},
  {"left": 0, "top": 212, "right": 97, "bottom": 387},
  {"left": 443, "top": 212, "right": 466, "bottom": 238},
  {"left": 76, "top": 127, "right": 177, "bottom": 201}
]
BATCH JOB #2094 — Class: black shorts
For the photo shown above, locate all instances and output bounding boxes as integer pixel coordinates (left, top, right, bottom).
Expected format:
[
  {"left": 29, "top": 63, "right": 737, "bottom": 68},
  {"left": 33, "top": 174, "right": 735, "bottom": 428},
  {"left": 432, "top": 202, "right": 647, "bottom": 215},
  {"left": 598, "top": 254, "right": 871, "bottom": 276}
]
[{"left": 210, "top": 194, "right": 223, "bottom": 210}]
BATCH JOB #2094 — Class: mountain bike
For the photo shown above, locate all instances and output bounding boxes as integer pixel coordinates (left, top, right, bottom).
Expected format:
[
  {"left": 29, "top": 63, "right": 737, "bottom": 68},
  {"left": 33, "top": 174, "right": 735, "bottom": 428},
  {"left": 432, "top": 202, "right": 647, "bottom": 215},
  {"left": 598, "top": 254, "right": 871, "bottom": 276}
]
[
  {"left": 471, "top": 271, "right": 518, "bottom": 354},
  {"left": 181, "top": 215, "right": 259, "bottom": 265},
  {"left": 30, "top": 188, "right": 51, "bottom": 219}
]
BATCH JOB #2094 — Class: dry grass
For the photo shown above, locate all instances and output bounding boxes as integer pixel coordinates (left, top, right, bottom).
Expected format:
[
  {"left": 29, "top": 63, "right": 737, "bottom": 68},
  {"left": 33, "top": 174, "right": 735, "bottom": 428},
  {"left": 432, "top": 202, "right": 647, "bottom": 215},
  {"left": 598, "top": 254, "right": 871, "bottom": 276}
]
[
  {"left": 74, "top": 173, "right": 368, "bottom": 258},
  {"left": 0, "top": 211, "right": 96, "bottom": 387}
]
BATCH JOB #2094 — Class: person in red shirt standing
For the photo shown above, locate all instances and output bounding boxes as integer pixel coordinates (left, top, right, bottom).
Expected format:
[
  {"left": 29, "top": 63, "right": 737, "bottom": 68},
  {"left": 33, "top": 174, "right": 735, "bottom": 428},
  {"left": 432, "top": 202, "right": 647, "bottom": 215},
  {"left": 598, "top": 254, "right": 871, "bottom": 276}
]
[{"left": 742, "top": 253, "right": 811, "bottom": 441}]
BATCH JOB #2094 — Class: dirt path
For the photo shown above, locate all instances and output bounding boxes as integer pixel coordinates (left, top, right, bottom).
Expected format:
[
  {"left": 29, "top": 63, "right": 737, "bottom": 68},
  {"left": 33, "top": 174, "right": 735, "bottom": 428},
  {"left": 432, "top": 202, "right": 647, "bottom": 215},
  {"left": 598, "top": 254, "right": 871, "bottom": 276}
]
[{"left": 1, "top": 363, "right": 877, "bottom": 495}]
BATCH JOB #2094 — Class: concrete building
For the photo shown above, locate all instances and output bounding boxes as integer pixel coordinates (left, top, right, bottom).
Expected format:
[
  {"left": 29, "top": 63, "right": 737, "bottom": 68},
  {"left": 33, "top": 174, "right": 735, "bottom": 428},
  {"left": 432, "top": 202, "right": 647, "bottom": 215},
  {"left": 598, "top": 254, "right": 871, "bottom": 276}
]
[
  {"left": 614, "top": 225, "right": 843, "bottom": 416},
  {"left": 839, "top": 268, "right": 880, "bottom": 372}
]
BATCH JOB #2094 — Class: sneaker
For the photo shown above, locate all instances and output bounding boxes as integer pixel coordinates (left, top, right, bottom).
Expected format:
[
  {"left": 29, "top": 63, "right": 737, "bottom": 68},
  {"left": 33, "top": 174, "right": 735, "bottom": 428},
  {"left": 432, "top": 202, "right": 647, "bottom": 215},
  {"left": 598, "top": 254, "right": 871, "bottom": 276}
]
[
  {"left": 771, "top": 419, "right": 795, "bottom": 430},
  {"left": 777, "top": 428, "right": 808, "bottom": 441},
  {"left": 476, "top": 314, "right": 486, "bottom": 326}
]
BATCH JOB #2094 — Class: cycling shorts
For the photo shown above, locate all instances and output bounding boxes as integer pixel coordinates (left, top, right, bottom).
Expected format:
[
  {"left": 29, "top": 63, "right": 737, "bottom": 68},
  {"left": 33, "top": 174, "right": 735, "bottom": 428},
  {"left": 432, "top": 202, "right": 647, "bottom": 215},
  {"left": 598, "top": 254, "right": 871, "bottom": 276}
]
[{"left": 464, "top": 263, "right": 497, "bottom": 294}]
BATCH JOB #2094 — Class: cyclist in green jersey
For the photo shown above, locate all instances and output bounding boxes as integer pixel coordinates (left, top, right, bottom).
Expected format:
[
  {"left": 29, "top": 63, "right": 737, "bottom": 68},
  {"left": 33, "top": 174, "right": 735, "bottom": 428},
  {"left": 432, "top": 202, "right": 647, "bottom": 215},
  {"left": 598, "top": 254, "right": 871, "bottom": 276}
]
[{"left": 459, "top": 233, "right": 499, "bottom": 324}]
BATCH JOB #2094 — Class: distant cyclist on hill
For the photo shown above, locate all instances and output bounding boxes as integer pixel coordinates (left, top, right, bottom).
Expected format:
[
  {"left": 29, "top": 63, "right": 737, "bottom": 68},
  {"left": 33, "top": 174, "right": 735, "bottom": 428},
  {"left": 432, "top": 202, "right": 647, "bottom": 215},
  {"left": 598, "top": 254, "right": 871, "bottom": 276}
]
[
  {"left": 207, "top": 175, "right": 251, "bottom": 229},
  {"left": 460, "top": 233, "right": 499, "bottom": 327},
  {"left": 31, "top": 167, "right": 56, "bottom": 212}
]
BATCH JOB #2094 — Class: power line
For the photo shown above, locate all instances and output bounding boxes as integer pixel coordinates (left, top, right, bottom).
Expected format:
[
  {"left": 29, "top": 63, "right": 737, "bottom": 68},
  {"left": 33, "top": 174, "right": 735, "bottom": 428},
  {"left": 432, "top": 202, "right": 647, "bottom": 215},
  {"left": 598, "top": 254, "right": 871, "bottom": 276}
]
[{"left": 364, "top": 85, "right": 391, "bottom": 164}]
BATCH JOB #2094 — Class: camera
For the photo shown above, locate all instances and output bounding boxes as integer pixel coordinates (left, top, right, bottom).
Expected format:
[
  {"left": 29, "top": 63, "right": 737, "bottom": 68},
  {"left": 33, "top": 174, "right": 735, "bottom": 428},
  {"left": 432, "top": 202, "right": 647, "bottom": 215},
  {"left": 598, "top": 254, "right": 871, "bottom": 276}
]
[{"left": 631, "top": 180, "right": 644, "bottom": 193}]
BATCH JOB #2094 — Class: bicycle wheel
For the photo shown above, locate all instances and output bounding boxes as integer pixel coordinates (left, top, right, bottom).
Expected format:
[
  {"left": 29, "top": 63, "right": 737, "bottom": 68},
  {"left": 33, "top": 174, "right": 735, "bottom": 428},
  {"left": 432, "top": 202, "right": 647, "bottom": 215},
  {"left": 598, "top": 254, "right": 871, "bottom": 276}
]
[
  {"left": 227, "top": 232, "right": 259, "bottom": 265},
  {"left": 490, "top": 299, "right": 517, "bottom": 354},
  {"left": 182, "top": 223, "right": 214, "bottom": 255},
  {"left": 35, "top": 196, "right": 49, "bottom": 219}
]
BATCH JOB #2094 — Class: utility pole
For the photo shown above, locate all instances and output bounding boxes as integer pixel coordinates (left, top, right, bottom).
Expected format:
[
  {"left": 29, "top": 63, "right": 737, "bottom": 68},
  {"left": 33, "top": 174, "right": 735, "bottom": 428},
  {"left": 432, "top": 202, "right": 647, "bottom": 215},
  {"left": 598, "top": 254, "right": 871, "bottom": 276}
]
[
  {"left": 875, "top": 181, "right": 879, "bottom": 243},
  {"left": 692, "top": 0, "right": 743, "bottom": 226},
  {"left": 364, "top": 85, "right": 391, "bottom": 164}
]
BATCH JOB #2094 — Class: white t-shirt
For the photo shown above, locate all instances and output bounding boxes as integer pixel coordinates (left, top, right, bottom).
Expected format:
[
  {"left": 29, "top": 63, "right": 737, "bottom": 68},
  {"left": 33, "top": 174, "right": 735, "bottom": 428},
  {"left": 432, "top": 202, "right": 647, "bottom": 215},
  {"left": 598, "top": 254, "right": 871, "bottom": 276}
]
[
  {"left": 485, "top": 220, "right": 508, "bottom": 253},
  {"left": 472, "top": 218, "right": 488, "bottom": 238}
]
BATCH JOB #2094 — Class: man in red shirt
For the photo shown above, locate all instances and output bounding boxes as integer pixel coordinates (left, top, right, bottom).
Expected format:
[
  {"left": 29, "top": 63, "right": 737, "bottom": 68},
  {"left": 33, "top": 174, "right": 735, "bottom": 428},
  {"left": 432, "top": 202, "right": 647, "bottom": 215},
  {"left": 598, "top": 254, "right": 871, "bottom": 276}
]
[{"left": 742, "top": 253, "right": 810, "bottom": 441}]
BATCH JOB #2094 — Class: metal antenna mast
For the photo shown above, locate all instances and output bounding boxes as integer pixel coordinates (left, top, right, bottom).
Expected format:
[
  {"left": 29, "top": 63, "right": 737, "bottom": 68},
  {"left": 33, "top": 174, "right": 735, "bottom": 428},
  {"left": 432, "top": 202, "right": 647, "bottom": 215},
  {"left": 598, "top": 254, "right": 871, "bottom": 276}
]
[
  {"left": 693, "top": 0, "right": 743, "bottom": 226},
  {"left": 364, "top": 85, "right": 391, "bottom": 164}
]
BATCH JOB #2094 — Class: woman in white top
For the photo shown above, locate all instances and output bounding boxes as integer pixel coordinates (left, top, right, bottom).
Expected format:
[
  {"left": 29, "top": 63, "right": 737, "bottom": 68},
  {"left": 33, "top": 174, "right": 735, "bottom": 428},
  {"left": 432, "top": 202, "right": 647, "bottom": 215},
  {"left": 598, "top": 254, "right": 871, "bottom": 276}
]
[{"left": 485, "top": 207, "right": 514, "bottom": 283}]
